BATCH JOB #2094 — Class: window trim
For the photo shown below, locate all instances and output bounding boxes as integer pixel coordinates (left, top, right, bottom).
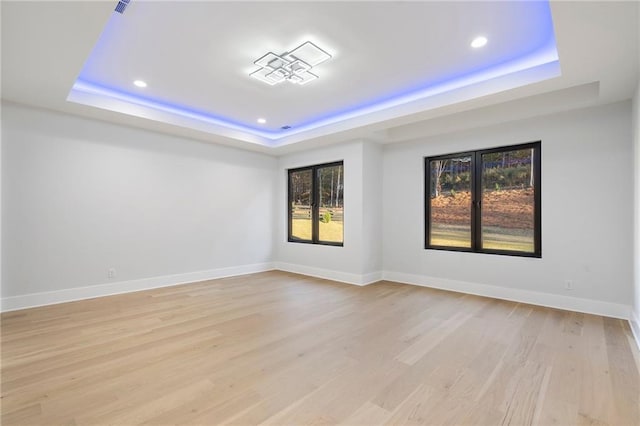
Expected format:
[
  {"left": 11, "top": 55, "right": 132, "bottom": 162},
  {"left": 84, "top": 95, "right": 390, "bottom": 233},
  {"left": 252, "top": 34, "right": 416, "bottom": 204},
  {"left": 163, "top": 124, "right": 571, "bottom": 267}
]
[
  {"left": 288, "top": 160, "right": 344, "bottom": 246},
  {"left": 424, "top": 141, "right": 541, "bottom": 258}
]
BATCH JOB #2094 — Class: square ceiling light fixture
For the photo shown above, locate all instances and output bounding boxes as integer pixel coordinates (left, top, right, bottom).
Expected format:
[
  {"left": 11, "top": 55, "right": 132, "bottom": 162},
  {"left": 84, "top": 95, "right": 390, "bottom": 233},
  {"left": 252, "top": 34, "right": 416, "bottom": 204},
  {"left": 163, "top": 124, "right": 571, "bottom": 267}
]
[{"left": 250, "top": 41, "right": 332, "bottom": 86}]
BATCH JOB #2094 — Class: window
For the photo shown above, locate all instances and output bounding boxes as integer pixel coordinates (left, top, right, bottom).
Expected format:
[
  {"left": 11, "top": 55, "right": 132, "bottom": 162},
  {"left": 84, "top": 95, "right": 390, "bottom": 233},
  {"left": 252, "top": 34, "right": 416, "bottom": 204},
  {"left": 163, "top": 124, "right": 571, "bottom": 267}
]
[
  {"left": 288, "top": 161, "right": 344, "bottom": 246},
  {"left": 425, "top": 142, "right": 541, "bottom": 257}
]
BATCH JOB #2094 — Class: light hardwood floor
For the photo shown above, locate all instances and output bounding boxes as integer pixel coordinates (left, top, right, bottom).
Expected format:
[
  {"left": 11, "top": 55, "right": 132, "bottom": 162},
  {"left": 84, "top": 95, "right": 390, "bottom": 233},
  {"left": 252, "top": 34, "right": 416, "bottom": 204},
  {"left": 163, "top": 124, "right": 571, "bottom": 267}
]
[{"left": 2, "top": 271, "right": 639, "bottom": 425}]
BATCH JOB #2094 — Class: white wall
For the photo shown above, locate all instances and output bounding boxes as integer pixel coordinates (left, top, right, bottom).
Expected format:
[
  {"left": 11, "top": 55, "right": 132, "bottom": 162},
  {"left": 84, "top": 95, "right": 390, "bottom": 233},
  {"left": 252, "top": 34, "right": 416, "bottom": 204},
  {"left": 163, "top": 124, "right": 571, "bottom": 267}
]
[
  {"left": 361, "top": 141, "right": 383, "bottom": 277},
  {"left": 383, "top": 101, "right": 633, "bottom": 317},
  {"left": 1, "top": 102, "right": 276, "bottom": 307},
  {"left": 2, "top": 99, "right": 637, "bottom": 321},
  {"left": 632, "top": 82, "right": 640, "bottom": 343},
  {"left": 0, "top": 101, "right": 3, "bottom": 296}
]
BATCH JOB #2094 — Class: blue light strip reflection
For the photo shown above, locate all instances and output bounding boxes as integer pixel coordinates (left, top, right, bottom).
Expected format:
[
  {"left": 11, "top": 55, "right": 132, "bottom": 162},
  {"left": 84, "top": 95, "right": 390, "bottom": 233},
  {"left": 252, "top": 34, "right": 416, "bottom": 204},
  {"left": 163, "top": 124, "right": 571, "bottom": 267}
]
[{"left": 69, "top": 1, "right": 559, "bottom": 145}]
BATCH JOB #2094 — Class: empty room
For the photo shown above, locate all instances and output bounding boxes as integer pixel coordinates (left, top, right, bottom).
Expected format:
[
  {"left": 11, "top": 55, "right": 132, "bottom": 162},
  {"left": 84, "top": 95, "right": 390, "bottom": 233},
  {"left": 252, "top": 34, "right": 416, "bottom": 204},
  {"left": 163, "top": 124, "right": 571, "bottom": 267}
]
[{"left": 1, "top": 1, "right": 640, "bottom": 425}]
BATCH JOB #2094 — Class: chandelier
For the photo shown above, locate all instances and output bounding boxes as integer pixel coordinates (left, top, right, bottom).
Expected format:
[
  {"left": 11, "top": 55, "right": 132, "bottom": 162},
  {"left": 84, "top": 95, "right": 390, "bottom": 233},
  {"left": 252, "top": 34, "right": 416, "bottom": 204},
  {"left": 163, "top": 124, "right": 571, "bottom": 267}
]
[{"left": 250, "top": 41, "right": 332, "bottom": 86}]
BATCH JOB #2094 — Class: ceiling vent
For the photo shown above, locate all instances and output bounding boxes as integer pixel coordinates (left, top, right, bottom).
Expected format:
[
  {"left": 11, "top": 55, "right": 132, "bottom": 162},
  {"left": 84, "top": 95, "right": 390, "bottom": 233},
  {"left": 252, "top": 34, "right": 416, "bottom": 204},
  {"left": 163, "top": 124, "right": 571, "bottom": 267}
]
[{"left": 114, "top": 0, "right": 130, "bottom": 14}]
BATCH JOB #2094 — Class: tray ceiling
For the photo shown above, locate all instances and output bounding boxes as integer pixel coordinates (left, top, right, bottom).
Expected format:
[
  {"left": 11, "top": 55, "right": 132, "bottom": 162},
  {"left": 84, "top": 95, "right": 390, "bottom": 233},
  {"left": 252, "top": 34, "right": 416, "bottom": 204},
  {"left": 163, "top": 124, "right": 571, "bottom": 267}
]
[{"left": 67, "top": 1, "right": 559, "bottom": 147}]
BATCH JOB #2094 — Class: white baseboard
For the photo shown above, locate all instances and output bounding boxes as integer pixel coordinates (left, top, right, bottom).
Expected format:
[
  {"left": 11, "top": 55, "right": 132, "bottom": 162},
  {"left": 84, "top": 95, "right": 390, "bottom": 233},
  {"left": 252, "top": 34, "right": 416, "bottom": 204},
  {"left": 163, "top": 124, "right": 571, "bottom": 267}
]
[
  {"left": 2, "top": 263, "right": 632, "bottom": 324},
  {"left": 630, "top": 310, "right": 640, "bottom": 351},
  {"left": 382, "top": 271, "right": 631, "bottom": 320},
  {"left": 0, "top": 262, "right": 274, "bottom": 312},
  {"left": 273, "top": 262, "right": 382, "bottom": 286},
  {"left": 362, "top": 271, "right": 384, "bottom": 285}
]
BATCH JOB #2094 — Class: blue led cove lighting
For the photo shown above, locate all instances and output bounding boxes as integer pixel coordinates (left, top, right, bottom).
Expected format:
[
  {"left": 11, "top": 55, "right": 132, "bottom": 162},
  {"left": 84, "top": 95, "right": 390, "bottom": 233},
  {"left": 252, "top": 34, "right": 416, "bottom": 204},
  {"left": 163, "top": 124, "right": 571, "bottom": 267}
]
[{"left": 69, "top": 1, "right": 559, "bottom": 145}]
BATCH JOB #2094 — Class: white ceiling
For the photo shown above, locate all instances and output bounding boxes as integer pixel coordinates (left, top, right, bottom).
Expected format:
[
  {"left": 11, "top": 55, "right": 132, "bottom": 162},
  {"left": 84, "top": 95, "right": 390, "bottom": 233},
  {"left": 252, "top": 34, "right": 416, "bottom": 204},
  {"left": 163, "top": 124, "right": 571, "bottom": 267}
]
[{"left": 1, "top": 1, "right": 638, "bottom": 154}]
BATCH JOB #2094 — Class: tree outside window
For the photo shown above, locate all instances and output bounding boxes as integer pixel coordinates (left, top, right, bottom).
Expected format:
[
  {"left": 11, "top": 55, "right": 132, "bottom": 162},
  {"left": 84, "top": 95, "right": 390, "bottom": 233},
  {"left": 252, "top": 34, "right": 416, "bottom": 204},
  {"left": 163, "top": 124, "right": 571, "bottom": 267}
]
[
  {"left": 289, "top": 161, "right": 344, "bottom": 246},
  {"left": 425, "top": 142, "right": 541, "bottom": 257}
]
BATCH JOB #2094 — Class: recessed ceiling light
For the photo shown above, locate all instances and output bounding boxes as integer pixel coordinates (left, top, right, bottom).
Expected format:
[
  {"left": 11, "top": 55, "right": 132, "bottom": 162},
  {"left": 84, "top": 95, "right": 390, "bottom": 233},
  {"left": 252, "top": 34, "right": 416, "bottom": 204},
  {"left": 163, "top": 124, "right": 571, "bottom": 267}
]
[
  {"left": 257, "top": 118, "right": 267, "bottom": 124},
  {"left": 471, "top": 36, "right": 488, "bottom": 49},
  {"left": 133, "top": 80, "right": 147, "bottom": 88}
]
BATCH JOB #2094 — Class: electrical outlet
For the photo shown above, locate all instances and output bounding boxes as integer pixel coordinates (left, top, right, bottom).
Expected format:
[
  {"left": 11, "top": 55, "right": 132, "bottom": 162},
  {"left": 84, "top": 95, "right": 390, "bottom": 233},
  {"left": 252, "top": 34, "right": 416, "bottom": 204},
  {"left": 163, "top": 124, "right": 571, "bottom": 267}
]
[
  {"left": 564, "top": 280, "right": 573, "bottom": 290},
  {"left": 108, "top": 268, "right": 116, "bottom": 279}
]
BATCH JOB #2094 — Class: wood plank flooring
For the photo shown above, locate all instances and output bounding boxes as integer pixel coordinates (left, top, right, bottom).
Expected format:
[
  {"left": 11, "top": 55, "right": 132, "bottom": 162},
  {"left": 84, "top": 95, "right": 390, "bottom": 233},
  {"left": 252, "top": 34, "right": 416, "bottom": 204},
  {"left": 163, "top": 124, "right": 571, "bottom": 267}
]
[{"left": 2, "top": 271, "right": 639, "bottom": 425}]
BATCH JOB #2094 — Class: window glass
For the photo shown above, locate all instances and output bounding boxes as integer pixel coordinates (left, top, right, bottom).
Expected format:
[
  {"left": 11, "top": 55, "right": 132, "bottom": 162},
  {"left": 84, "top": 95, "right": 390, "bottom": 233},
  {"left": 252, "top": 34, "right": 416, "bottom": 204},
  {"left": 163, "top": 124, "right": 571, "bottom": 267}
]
[
  {"left": 481, "top": 148, "right": 535, "bottom": 253},
  {"left": 318, "top": 164, "right": 344, "bottom": 243},
  {"left": 288, "top": 161, "right": 344, "bottom": 246},
  {"left": 425, "top": 142, "right": 540, "bottom": 257},
  {"left": 428, "top": 155, "right": 472, "bottom": 248},
  {"left": 289, "top": 168, "right": 313, "bottom": 241}
]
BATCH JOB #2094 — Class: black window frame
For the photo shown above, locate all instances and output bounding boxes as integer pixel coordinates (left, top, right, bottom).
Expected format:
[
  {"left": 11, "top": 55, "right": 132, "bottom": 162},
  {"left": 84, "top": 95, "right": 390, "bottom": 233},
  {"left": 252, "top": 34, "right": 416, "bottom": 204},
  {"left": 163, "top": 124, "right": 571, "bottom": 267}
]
[
  {"left": 288, "top": 160, "right": 344, "bottom": 246},
  {"left": 425, "top": 141, "right": 541, "bottom": 258}
]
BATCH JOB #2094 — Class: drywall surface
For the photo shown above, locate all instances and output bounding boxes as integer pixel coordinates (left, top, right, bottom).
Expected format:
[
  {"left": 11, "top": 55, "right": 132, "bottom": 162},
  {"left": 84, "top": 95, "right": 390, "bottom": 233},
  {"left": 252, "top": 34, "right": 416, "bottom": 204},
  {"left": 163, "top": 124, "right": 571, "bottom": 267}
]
[
  {"left": 633, "top": 82, "right": 640, "bottom": 337},
  {"left": 0, "top": 102, "right": 3, "bottom": 294},
  {"left": 383, "top": 101, "right": 634, "bottom": 307},
  {"left": 1, "top": 102, "right": 276, "bottom": 299},
  {"left": 361, "top": 141, "right": 383, "bottom": 276},
  {"left": 2, "top": 98, "right": 636, "bottom": 319}
]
